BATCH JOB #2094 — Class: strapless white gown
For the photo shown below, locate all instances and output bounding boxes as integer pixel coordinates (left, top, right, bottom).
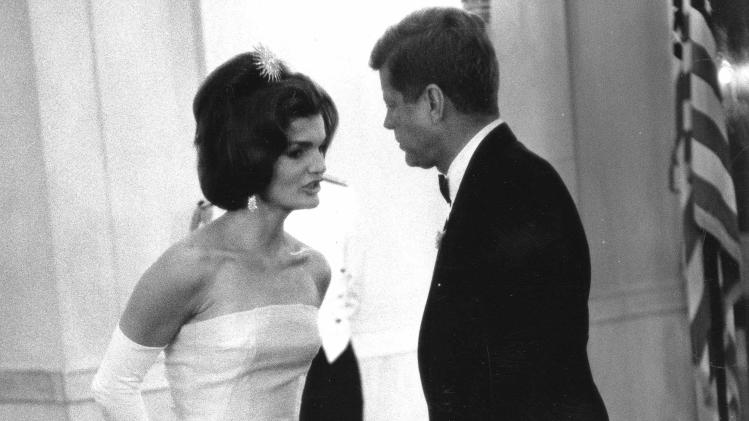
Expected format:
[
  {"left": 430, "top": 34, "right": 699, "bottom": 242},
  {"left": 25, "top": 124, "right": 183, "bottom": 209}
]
[{"left": 163, "top": 304, "right": 320, "bottom": 420}]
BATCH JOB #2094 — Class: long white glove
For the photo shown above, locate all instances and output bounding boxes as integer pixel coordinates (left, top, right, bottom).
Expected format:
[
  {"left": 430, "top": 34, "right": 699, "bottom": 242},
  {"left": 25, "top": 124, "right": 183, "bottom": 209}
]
[{"left": 91, "top": 326, "right": 164, "bottom": 421}]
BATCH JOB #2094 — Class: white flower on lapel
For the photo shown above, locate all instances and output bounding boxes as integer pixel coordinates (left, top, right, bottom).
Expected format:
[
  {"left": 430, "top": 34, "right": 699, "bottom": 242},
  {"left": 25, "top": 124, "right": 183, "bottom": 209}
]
[{"left": 435, "top": 229, "right": 445, "bottom": 249}]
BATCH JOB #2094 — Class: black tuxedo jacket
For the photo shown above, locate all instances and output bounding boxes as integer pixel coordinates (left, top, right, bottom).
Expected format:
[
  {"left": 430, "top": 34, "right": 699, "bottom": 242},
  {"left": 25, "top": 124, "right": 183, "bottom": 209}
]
[{"left": 418, "top": 124, "right": 608, "bottom": 420}]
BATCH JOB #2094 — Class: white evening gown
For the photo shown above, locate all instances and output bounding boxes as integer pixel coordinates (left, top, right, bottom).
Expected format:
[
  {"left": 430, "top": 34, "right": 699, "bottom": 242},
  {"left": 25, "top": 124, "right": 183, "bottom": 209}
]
[{"left": 163, "top": 304, "right": 320, "bottom": 420}]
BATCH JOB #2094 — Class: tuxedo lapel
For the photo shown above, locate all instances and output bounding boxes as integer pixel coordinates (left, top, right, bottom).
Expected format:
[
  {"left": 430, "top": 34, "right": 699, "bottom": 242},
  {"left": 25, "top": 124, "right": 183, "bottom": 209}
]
[{"left": 437, "top": 123, "right": 516, "bottom": 256}]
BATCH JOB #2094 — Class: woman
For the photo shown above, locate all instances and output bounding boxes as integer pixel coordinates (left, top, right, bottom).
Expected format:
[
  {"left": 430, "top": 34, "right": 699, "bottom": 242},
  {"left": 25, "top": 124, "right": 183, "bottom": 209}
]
[{"left": 91, "top": 48, "right": 338, "bottom": 420}]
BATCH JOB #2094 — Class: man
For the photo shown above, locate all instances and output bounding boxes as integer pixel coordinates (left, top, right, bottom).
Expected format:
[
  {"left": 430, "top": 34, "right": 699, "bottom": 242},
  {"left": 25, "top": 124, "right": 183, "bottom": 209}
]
[{"left": 370, "top": 7, "right": 608, "bottom": 420}]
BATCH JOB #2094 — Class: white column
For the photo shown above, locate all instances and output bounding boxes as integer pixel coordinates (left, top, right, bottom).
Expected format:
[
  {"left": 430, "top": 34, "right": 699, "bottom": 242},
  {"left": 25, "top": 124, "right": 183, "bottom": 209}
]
[
  {"left": 563, "top": 0, "right": 696, "bottom": 419},
  {"left": 490, "top": 1, "right": 579, "bottom": 199},
  {"left": 0, "top": 1, "right": 202, "bottom": 419},
  {"left": 0, "top": 1, "right": 68, "bottom": 418}
]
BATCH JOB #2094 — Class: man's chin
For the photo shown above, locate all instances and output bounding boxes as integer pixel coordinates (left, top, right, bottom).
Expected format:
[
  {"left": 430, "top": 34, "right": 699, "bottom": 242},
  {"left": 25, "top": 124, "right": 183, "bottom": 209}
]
[
  {"left": 404, "top": 154, "right": 421, "bottom": 168},
  {"left": 404, "top": 156, "right": 432, "bottom": 170}
]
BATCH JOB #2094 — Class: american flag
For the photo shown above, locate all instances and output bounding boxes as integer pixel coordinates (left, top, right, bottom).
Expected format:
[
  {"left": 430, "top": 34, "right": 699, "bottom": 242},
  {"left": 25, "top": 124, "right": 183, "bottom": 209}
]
[{"left": 672, "top": 0, "right": 749, "bottom": 419}]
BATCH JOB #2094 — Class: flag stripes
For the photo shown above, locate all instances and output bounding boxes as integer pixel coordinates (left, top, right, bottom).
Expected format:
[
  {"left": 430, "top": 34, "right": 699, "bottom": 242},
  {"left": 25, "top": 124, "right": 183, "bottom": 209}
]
[
  {"left": 691, "top": 175, "right": 739, "bottom": 247},
  {"left": 691, "top": 45, "right": 722, "bottom": 99},
  {"left": 673, "top": 0, "right": 747, "bottom": 419},
  {"left": 691, "top": 109, "right": 730, "bottom": 171}
]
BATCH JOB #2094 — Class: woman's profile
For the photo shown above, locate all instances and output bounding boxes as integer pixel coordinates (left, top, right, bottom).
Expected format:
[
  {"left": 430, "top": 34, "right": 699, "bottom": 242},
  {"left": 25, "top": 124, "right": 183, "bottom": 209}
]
[{"left": 91, "top": 47, "right": 338, "bottom": 420}]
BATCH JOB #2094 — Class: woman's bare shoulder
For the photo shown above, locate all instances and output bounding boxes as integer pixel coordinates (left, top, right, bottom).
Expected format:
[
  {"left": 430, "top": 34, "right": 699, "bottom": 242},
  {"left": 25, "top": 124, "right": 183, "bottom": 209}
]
[
  {"left": 285, "top": 235, "right": 327, "bottom": 266},
  {"left": 155, "top": 236, "right": 225, "bottom": 279},
  {"left": 136, "top": 229, "right": 241, "bottom": 304},
  {"left": 286, "top": 235, "right": 331, "bottom": 298},
  {"left": 119, "top": 233, "right": 234, "bottom": 346}
]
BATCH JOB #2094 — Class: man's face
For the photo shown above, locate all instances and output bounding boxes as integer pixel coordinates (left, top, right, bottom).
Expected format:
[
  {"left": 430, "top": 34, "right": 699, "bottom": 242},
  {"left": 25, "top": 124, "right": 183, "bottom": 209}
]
[{"left": 379, "top": 66, "right": 439, "bottom": 169}]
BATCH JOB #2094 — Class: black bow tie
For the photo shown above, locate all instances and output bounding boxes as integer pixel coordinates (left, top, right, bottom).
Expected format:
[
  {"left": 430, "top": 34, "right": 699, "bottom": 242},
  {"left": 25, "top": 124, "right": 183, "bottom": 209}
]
[{"left": 438, "top": 174, "right": 451, "bottom": 204}]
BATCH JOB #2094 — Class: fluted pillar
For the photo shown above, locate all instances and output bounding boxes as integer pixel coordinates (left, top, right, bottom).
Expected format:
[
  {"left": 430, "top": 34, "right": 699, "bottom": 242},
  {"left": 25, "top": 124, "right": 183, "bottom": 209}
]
[{"left": 0, "top": 1, "right": 202, "bottom": 419}]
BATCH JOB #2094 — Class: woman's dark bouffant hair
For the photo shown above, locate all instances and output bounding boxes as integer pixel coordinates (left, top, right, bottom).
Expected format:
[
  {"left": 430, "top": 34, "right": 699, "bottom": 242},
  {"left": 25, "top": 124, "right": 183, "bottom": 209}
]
[{"left": 192, "top": 51, "right": 338, "bottom": 210}]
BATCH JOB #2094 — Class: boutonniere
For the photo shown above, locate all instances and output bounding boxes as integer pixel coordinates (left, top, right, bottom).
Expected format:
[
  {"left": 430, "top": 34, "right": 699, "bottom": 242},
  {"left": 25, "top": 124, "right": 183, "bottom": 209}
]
[{"left": 435, "top": 228, "right": 446, "bottom": 249}]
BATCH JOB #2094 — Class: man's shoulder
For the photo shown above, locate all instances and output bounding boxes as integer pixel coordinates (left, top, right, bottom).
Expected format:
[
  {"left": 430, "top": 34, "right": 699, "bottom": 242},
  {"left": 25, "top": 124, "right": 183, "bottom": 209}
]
[
  {"left": 470, "top": 127, "right": 550, "bottom": 181},
  {"left": 471, "top": 123, "right": 528, "bottom": 166},
  {"left": 463, "top": 128, "right": 572, "bottom": 209}
]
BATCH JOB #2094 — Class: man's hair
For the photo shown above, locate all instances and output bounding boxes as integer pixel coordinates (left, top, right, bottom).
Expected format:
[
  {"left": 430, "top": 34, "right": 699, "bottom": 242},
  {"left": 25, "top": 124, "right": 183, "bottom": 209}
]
[
  {"left": 193, "top": 52, "right": 338, "bottom": 210},
  {"left": 369, "top": 7, "right": 499, "bottom": 116}
]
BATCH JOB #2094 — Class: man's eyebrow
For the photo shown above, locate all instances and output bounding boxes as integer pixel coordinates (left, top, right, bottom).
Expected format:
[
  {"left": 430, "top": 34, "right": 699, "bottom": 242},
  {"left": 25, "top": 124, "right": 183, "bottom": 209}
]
[{"left": 287, "top": 140, "right": 320, "bottom": 147}]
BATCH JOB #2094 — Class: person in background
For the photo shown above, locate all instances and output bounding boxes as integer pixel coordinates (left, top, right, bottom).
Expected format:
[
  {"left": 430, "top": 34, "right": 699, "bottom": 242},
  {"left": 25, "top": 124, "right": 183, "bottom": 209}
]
[
  {"left": 292, "top": 179, "right": 364, "bottom": 421},
  {"left": 91, "top": 47, "right": 339, "bottom": 420},
  {"left": 370, "top": 7, "right": 608, "bottom": 420},
  {"left": 188, "top": 200, "right": 213, "bottom": 232}
]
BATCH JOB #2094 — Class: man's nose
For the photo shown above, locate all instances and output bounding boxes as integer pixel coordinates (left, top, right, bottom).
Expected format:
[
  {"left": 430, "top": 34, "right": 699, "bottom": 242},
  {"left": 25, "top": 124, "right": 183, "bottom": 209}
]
[{"left": 383, "top": 112, "right": 394, "bottom": 130}]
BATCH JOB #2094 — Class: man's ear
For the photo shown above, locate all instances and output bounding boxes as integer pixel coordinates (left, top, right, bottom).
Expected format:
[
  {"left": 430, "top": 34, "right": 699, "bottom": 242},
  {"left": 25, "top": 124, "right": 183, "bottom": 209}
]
[{"left": 423, "top": 84, "right": 444, "bottom": 122}]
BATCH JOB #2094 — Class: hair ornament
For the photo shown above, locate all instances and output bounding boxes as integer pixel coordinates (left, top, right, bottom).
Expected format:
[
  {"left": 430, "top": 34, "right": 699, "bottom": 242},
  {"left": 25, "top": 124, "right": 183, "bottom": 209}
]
[{"left": 253, "top": 44, "right": 284, "bottom": 82}]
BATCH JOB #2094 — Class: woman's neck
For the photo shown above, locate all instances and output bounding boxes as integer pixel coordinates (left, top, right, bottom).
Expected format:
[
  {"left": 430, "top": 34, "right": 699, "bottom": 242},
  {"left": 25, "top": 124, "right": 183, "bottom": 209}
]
[{"left": 220, "top": 199, "right": 290, "bottom": 254}]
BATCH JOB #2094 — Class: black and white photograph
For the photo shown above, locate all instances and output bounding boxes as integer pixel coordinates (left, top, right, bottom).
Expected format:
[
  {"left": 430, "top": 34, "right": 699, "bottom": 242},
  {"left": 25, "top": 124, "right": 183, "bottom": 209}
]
[{"left": 2, "top": 0, "right": 748, "bottom": 420}]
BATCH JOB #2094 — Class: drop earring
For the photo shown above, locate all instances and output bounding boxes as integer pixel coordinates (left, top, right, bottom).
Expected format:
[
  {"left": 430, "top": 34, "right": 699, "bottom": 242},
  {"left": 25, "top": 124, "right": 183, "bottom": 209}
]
[{"left": 248, "top": 195, "right": 258, "bottom": 211}]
